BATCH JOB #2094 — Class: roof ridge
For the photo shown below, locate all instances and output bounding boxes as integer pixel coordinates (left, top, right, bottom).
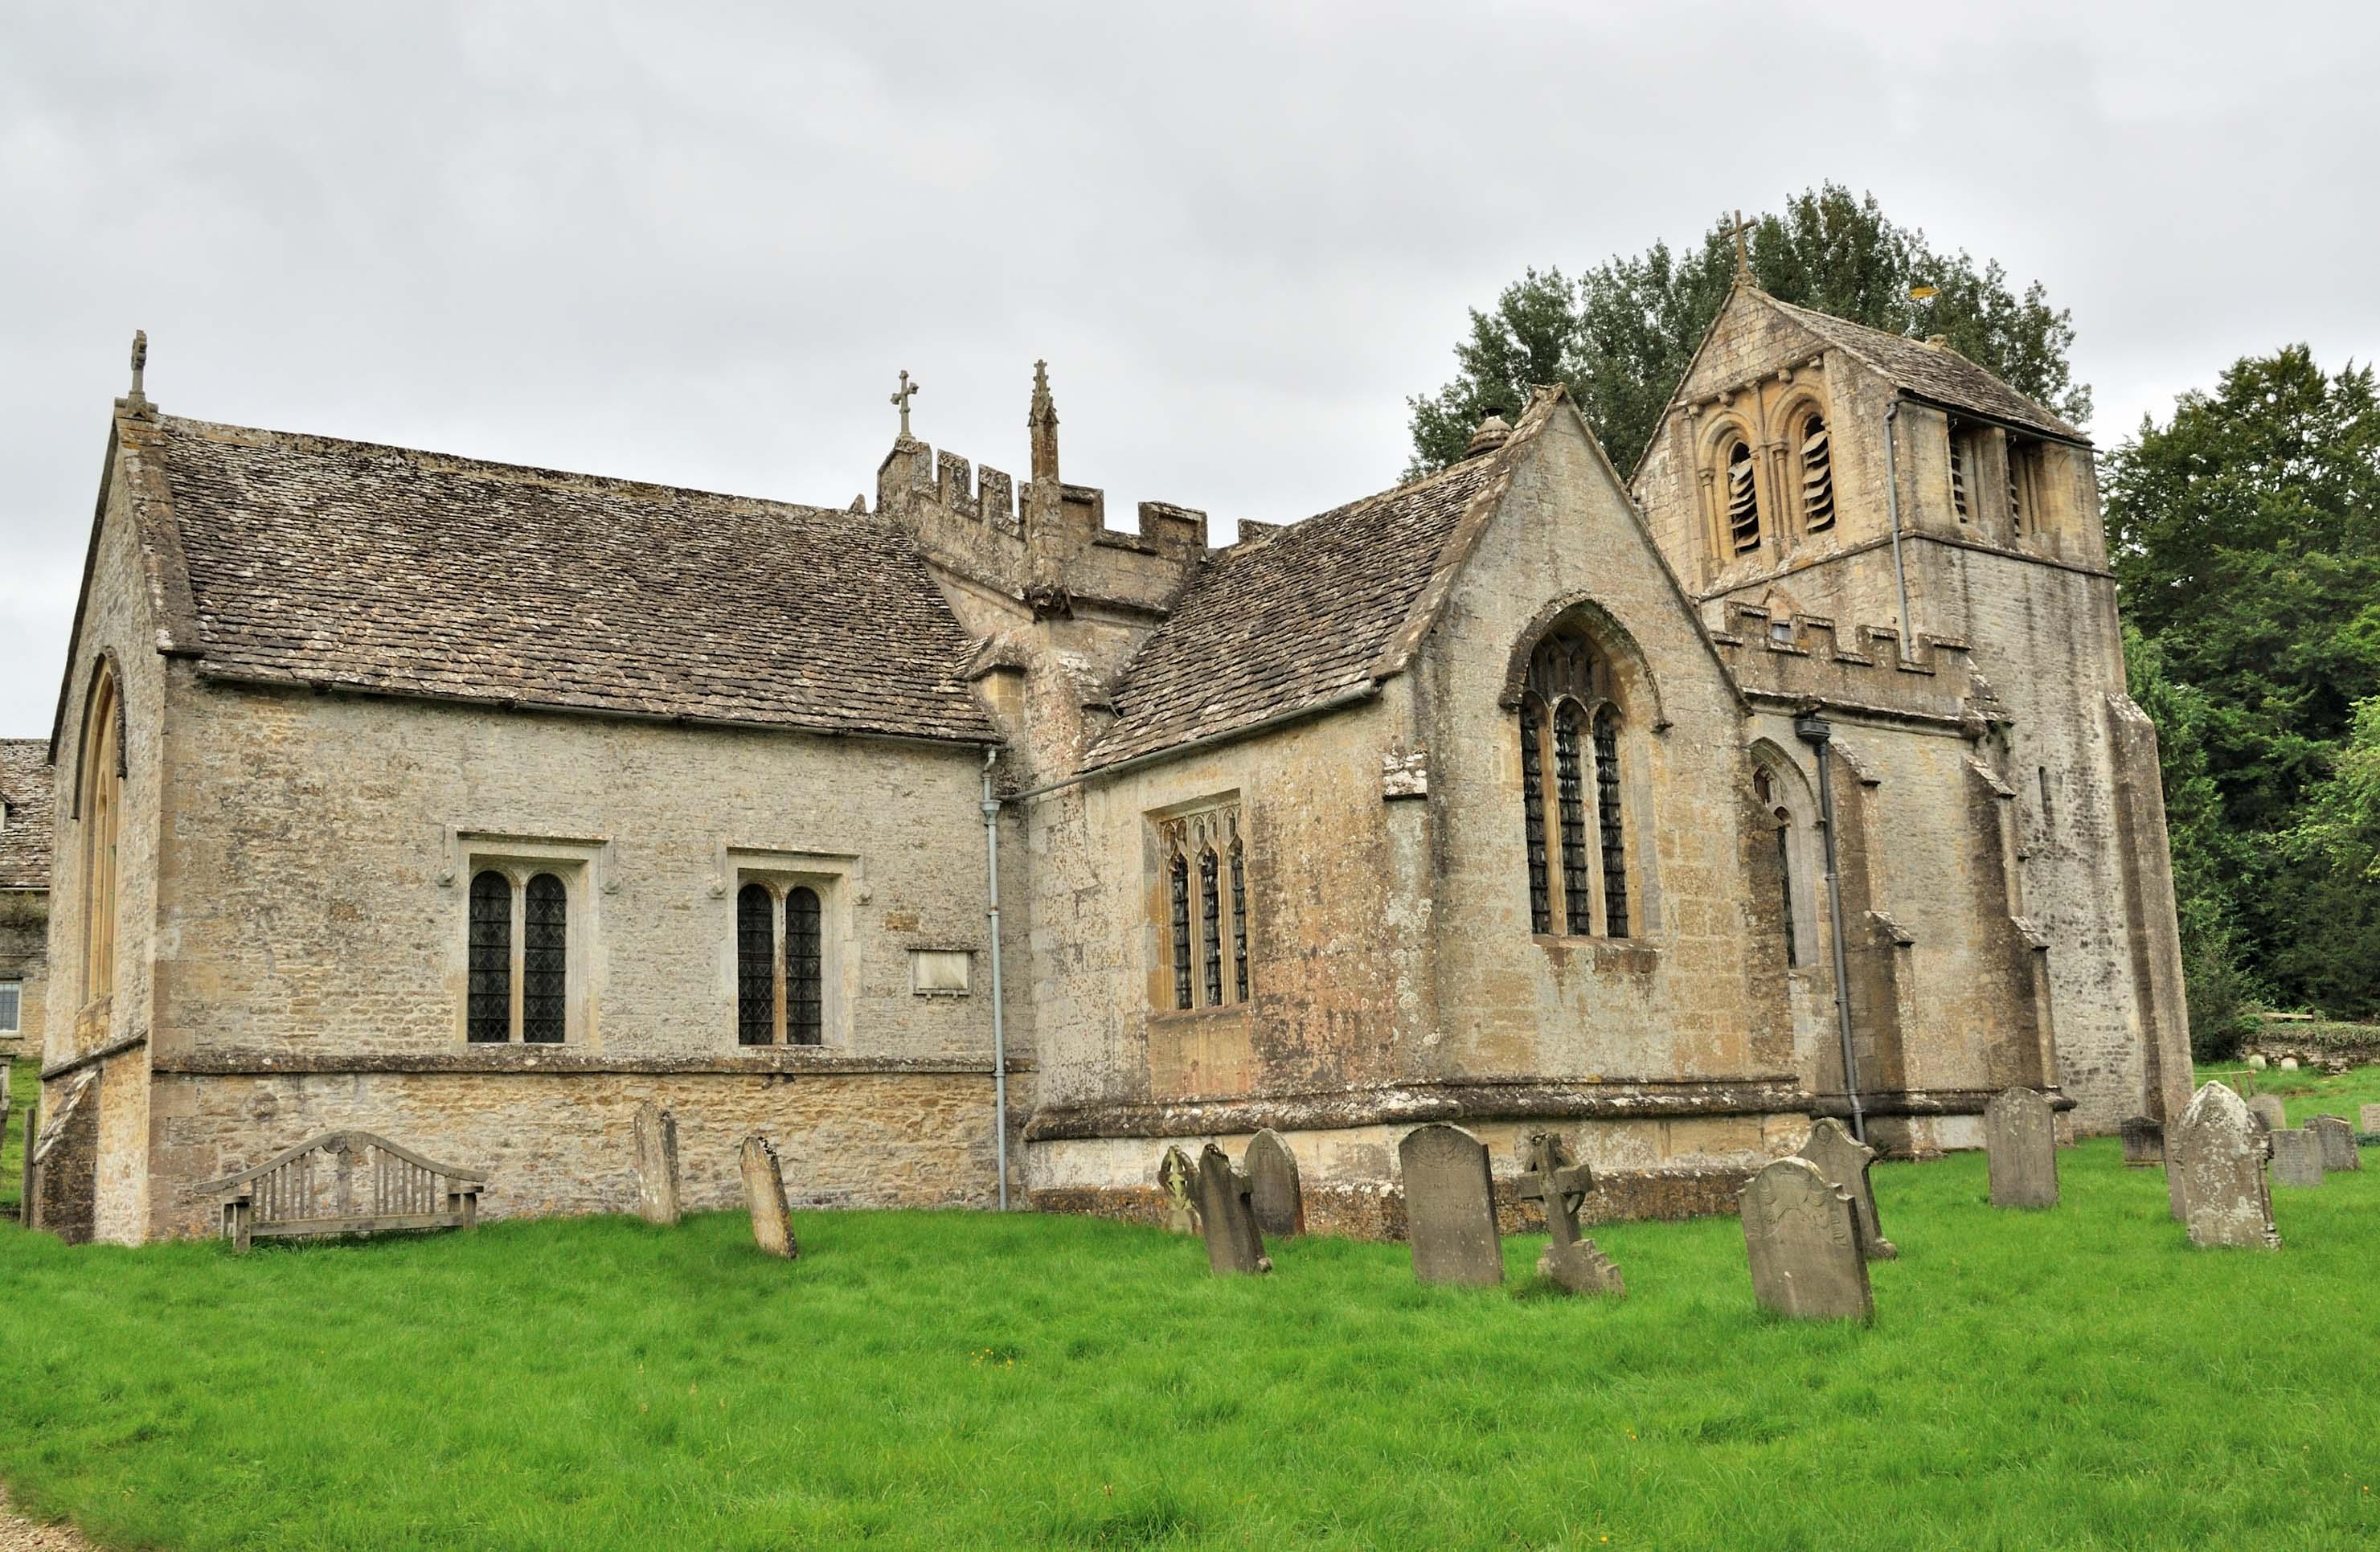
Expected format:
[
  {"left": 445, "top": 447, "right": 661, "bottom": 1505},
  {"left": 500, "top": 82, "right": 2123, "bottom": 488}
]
[{"left": 1750, "top": 294, "right": 2083, "bottom": 440}]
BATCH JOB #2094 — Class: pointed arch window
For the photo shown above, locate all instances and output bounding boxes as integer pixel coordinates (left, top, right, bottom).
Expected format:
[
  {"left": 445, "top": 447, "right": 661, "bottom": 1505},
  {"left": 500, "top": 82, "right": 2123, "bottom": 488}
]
[
  {"left": 1516, "top": 629, "right": 1637, "bottom": 940},
  {"left": 76, "top": 662, "right": 124, "bottom": 1013},
  {"left": 1198, "top": 849, "right": 1223, "bottom": 1008},
  {"left": 1169, "top": 850, "right": 1193, "bottom": 1011},
  {"left": 1725, "top": 439, "right": 1761, "bottom": 551},
  {"left": 1230, "top": 841, "right": 1250, "bottom": 1003},
  {"left": 1153, "top": 804, "right": 1253, "bottom": 1013},
  {"left": 1799, "top": 413, "right": 1834, "bottom": 531}
]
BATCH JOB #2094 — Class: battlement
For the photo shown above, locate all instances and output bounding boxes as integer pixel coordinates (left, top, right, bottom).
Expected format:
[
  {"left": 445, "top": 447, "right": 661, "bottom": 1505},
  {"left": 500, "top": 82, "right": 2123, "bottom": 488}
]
[
  {"left": 1710, "top": 604, "right": 1979, "bottom": 725},
  {"left": 876, "top": 434, "right": 1209, "bottom": 618}
]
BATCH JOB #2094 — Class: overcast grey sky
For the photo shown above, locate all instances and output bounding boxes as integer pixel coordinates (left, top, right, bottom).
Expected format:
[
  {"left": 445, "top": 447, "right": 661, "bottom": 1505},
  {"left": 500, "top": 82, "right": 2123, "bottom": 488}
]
[{"left": 4, "top": 1, "right": 2374, "bottom": 737}]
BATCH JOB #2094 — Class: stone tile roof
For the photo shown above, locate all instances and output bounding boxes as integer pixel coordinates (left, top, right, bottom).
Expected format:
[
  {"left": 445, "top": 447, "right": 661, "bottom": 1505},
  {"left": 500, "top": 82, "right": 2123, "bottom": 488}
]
[
  {"left": 1084, "top": 456, "right": 1505, "bottom": 767},
  {"left": 1763, "top": 295, "right": 2086, "bottom": 443},
  {"left": 0, "top": 740, "right": 55, "bottom": 890},
  {"left": 150, "top": 417, "right": 997, "bottom": 744}
]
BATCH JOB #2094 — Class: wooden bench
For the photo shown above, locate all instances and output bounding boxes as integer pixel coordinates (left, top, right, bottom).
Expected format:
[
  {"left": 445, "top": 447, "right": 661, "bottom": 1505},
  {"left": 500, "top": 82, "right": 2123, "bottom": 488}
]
[{"left": 198, "top": 1131, "right": 486, "bottom": 1252}]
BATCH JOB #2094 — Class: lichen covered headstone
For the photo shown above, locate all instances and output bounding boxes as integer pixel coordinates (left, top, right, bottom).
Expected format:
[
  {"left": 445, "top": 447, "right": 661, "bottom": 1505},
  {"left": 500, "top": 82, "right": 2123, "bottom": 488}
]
[
  {"left": 2172, "top": 1082, "right": 2279, "bottom": 1250},
  {"left": 2270, "top": 1127, "right": 2325, "bottom": 1188},
  {"left": 1985, "top": 1087, "right": 2058, "bottom": 1209},
  {"left": 1242, "top": 1128, "right": 1305, "bottom": 1238},
  {"left": 1741, "top": 1157, "right": 1872, "bottom": 1322},
  {"left": 1157, "top": 1145, "right": 1201, "bottom": 1235},
  {"left": 739, "top": 1135, "right": 798, "bottom": 1259},
  {"left": 1399, "top": 1123, "right": 1503, "bottom": 1287},
  {"left": 2307, "top": 1114, "right": 2359, "bottom": 1173},
  {"left": 1194, "top": 1143, "right": 1270, "bottom": 1276},
  {"left": 1795, "top": 1118, "right": 1897, "bottom": 1259},
  {"left": 633, "top": 1100, "right": 682, "bottom": 1226}
]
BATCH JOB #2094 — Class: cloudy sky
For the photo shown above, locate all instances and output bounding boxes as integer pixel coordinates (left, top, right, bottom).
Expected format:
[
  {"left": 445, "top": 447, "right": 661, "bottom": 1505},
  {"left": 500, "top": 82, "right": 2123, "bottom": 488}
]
[{"left": 3, "top": 1, "right": 2373, "bottom": 736}]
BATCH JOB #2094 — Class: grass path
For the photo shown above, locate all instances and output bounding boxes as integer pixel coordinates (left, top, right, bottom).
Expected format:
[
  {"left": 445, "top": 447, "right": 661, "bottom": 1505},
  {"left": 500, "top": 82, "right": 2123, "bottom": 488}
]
[{"left": 0, "top": 1071, "right": 2376, "bottom": 1549}]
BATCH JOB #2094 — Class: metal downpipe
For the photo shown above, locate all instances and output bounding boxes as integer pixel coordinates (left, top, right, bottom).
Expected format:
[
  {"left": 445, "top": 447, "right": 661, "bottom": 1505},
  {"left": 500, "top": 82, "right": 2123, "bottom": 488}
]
[
  {"left": 981, "top": 747, "right": 1010, "bottom": 1210},
  {"left": 1796, "top": 715, "right": 1867, "bottom": 1144}
]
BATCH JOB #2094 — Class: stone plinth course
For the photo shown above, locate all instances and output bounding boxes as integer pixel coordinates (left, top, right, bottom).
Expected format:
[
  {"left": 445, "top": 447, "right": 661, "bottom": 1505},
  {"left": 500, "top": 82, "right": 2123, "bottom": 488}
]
[{"left": 1399, "top": 1124, "right": 1504, "bottom": 1287}]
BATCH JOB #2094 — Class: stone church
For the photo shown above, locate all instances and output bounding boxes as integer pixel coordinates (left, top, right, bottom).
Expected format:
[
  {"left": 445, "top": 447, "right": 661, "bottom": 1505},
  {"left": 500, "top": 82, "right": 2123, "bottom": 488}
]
[{"left": 26, "top": 281, "right": 2190, "bottom": 1244}]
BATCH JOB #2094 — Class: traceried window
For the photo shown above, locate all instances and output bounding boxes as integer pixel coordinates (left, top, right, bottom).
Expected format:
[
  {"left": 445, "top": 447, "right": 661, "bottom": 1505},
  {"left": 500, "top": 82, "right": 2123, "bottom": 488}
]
[
  {"left": 1515, "top": 629, "right": 1633, "bottom": 939},
  {"left": 1155, "top": 804, "right": 1252, "bottom": 1012},
  {"left": 1799, "top": 413, "right": 1834, "bottom": 531},
  {"left": 734, "top": 878, "right": 825, "bottom": 1046},
  {"left": 1725, "top": 439, "right": 1761, "bottom": 551},
  {"left": 467, "top": 869, "right": 567, "bottom": 1042}
]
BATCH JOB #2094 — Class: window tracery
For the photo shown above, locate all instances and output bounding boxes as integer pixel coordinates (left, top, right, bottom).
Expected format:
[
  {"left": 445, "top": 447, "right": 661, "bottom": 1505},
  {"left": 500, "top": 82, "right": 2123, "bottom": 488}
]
[
  {"left": 1154, "top": 804, "right": 1251, "bottom": 1011},
  {"left": 1594, "top": 706, "right": 1629, "bottom": 937},
  {"left": 1515, "top": 628, "right": 1635, "bottom": 940}
]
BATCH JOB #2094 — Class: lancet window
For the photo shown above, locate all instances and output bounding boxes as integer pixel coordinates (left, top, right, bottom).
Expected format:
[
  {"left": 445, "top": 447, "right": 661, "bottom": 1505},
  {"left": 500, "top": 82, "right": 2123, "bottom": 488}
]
[
  {"left": 1516, "top": 629, "right": 1632, "bottom": 939},
  {"left": 735, "top": 878, "right": 825, "bottom": 1046},
  {"left": 1156, "top": 804, "right": 1251, "bottom": 1012},
  {"left": 76, "top": 661, "right": 124, "bottom": 1012}
]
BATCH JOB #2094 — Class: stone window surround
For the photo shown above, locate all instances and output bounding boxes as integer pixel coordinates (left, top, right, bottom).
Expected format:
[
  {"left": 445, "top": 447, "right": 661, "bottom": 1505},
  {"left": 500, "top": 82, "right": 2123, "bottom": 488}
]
[
  {"left": 1686, "top": 360, "right": 1830, "bottom": 571},
  {"left": 715, "top": 845, "right": 862, "bottom": 1050},
  {"left": 1750, "top": 742, "right": 1823, "bottom": 978},
  {"left": 1146, "top": 795, "right": 1251, "bottom": 1018},
  {"left": 0, "top": 978, "right": 18, "bottom": 1034},
  {"left": 447, "top": 833, "right": 605, "bottom": 1047}
]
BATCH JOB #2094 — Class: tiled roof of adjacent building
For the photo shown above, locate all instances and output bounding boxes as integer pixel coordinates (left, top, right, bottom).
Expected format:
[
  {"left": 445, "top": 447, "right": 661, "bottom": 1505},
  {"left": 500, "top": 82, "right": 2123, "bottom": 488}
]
[
  {"left": 0, "top": 740, "right": 55, "bottom": 889},
  {"left": 1084, "top": 455, "right": 1505, "bottom": 768},
  {"left": 1762, "top": 294, "right": 2087, "bottom": 444},
  {"left": 148, "top": 417, "right": 997, "bottom": 744}
]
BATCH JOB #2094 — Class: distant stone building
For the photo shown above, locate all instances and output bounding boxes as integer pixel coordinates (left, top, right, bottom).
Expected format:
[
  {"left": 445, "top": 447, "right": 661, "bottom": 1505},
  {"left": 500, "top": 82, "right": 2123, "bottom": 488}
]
[
  {"left": 28, "top": 286, "right": 2189, "bottom": 1245},
  {"left": 1, "top": 739, "right": 52, "bottom": 1067}
]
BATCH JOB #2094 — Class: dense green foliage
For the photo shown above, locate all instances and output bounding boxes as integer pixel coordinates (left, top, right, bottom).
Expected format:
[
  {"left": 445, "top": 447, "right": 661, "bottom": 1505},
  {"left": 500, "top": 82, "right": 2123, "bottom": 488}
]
[
  {"left": 2108, "top": 347, "right": 2380, "bottom": 1044},
  {"left": 5, "top": 1091, "right": 2380, "bottom": 1550},
  {"left": 1405, "top": 184, "right": 2088, "bottom": 475}
]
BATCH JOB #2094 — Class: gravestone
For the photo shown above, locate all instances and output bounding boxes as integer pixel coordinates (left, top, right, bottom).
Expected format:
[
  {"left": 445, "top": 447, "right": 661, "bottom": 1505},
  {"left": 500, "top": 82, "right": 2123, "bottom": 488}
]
[
  {"left": 2360, "top": 1104, "right": 2380, "bottom": 1137},
  {"left": 1399, "top": 1124, "right": 1504, "bottom": 1287},
  {"left": 1242, "top": 1128, "right": 1305, "bottom": 1238},
  {"left": 2246, "top": 1095, "right": 2288, "bottom": 1133},
  {"left": 2119, "top": 1115, "right": 2165, "bottom": 1169},
  {"left": 1157, "top": 1145, "right": 1201, "bottom": 1235},
  {"left": 2280, "top": 1057, "right": 2300, "bottom": 1071},
  {"left": 1518, "top": 1132, "right": 1624, "bottom": 1296},
  {"left": 739, "top": 1135, "right": 798, "bottom": 1259},
  {"left": 1740, "top": 1157, "right": 1872, "bottom": 1322},
  {"left": 1794, "top": 1118, "right": 1898, "bottom": 1260},
  {"left": 633, "top": 1100, "right": 682, "bottom": 1226},
  {"left": 2172, "top": 1083, "right": 2280, "bottom": 1250},
  {"left": 1194, "top": 1143, "right": 1270, "bottom": 1276},
  {"left": 2269, "top": 1128, "right": 2325, "bottom": 1188},
  {"left": 1985, "top": 1088, "right": 2058, "bottom": 1209},
  {"left": 2307, "top": 1114, "right": 2359, "bottom": 1173}
]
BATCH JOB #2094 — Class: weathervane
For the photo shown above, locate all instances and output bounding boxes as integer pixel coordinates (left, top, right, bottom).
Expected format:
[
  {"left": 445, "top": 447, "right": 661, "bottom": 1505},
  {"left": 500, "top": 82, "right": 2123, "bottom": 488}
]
[{"left": 891, "top": 369, "right": 921, "bottom": 440}]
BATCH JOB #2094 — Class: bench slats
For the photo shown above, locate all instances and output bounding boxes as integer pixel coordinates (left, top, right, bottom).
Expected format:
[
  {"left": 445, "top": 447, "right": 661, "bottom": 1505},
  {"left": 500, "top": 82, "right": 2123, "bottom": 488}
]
[{"left": 199, "top": 1131, "right": 485, "bottom": 1252}]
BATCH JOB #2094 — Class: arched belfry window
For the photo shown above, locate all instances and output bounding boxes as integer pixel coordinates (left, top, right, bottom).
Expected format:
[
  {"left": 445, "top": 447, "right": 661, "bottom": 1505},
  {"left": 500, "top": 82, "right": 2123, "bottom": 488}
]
[
  {"left": 1725, "top": 439, "right": 1760, "bottom": 552},
  {"left": 1799, "top": 413, "right": 1834, "bottom": 531},
  {"left": 77, "top": 662, "right": 125, "bottom": 1010},
  {"left": 1516, "top": 627, "right": 1634, "bottom": 939}
]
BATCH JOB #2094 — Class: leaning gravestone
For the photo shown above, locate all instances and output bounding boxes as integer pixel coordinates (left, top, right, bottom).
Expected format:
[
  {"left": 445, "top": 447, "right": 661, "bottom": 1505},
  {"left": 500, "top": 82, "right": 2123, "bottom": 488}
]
[
  {"left": 2172, "top": 1082, "right": 2280, "bottom": 1249},
  {"left": 1399, "top": 1124, "right": 1504, "bottom": 1287},
  {"left": 1158, "top": 1145, "right": 1201, "bottom": 1235},
  {"left": 633, "top": 1100, "right": 682, "bottom": 1226},
  {"left": 1741, "top": 1157, "right": 1872, "bottom": 1322},
  {"left": 739, "top": 1135, "right": 798, "bottom": 1259},
  {"left": 1242, "top": 1128, "right": 1305, "bottom": 1238},
  {"left": 1985, "top": 1088, "right": 2058, "bottom": 1209},
  {"left": 2269, "top": 1128, "right": 2325, "bottom": 1188},
  {"left": 2119, "top": 1115, "right": 2165, "bottom": 1169},
  {"left": 2246, "top": 1094, "right": 2288, "bottom": 1133},
  {"left": 1518, "top": 1132, "right": 1624, "bottom": 1296},
  {"left": 1195, "top": 1143, "right": 1270, "bottom": 1275},
  {"left": 2306, "top": 1114, "right": 2359, "bottom": 1173},
  {"left": 1795, "top": 1118, "right": 1897, "bottom": 1260}
]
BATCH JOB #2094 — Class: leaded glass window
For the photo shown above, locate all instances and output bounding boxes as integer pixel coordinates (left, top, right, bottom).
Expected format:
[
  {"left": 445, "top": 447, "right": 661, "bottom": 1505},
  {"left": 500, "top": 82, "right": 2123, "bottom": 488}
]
[
  {"left": 1169, "top": 851, "right": 1191, "bottom": 1010},
  {"left": 736, "top": 883, "right": 775, "bottom": 1046},
  {"left": 1555, "top": 705, "right": 1592, "bottom": 936},
  {"left": 786, "top": 886, "right": 823, "bottom": 1046},
  {"left": 1519, "top": 703, "right": 1550, "bottom": 934},
  {"left": 467, "top": 870, "right": 512, "bottom": 1042},
  {"left": 522, "top": 873, "right": 567, "bottom": 1043},
  {"left": 1230, "top": 842, "right": 1250, "bottom": 1003},
  {"left": 1199, "top": 849, "right": 1223, "bottom": 1008},
  {"left": 1595, "top": 707, "right": 1629, "bottom": 937}
]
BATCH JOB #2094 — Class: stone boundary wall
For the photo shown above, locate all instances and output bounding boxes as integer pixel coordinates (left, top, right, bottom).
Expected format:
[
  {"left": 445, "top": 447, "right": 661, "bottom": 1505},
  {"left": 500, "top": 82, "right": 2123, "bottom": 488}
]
[{"left": 145, "top": 1069, "right": 1009, "bottom": 1240}]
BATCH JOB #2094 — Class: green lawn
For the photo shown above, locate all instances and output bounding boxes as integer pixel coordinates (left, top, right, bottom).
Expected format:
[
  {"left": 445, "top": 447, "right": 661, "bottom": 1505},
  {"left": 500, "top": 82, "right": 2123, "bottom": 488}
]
[
  {"left": 2, "top": 1054, "right": 32, "bottom": 1215},
  {"left": 2, "top": 1072, "right": 2377, "bottom": 1550}
]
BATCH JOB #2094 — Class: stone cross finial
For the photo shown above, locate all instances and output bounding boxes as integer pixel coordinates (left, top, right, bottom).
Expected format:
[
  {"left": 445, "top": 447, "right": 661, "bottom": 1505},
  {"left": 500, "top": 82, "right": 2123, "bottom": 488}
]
[
  {"left": 890, "top": 369, "right": 921, "bottom": 440},
  {"left": 129, "top": 329, "right": 148, "bottom": 400},
  {"left": 1728, "top": 210, "right": 1753, "bottom": 279}
]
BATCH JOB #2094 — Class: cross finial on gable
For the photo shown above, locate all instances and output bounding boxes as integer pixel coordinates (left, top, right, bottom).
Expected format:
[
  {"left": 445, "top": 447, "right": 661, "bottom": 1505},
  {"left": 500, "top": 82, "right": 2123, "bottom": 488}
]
[
  {"left": 129, "top": 329, "right": 149, "bottom": 403},
  {"left": 1728, "top": 210, "right": 1753, "bottom": 281},
  {"left": 891, "top": 369, "right": 921, "bottom": 440}
]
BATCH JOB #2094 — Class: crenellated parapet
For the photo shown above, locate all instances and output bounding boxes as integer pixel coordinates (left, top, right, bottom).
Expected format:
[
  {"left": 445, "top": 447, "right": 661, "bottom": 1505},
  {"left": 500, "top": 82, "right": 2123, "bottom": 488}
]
[
  {"left": 875, "top": 371, "right": 1210, "bottom": 620},
  {"left": 1710, "top": 603, "right": 1982, "bottom": 727}
]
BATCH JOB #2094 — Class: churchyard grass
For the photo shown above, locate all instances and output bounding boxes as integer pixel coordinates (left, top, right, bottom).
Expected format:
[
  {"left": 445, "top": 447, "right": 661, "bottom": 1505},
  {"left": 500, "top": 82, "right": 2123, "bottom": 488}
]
[
  {"left": 2, "top": 1070, "right": 2377, "bottom": 1550},
  {"left": 1, "top": 1056, "right": 33, "bottom": 1214}
]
